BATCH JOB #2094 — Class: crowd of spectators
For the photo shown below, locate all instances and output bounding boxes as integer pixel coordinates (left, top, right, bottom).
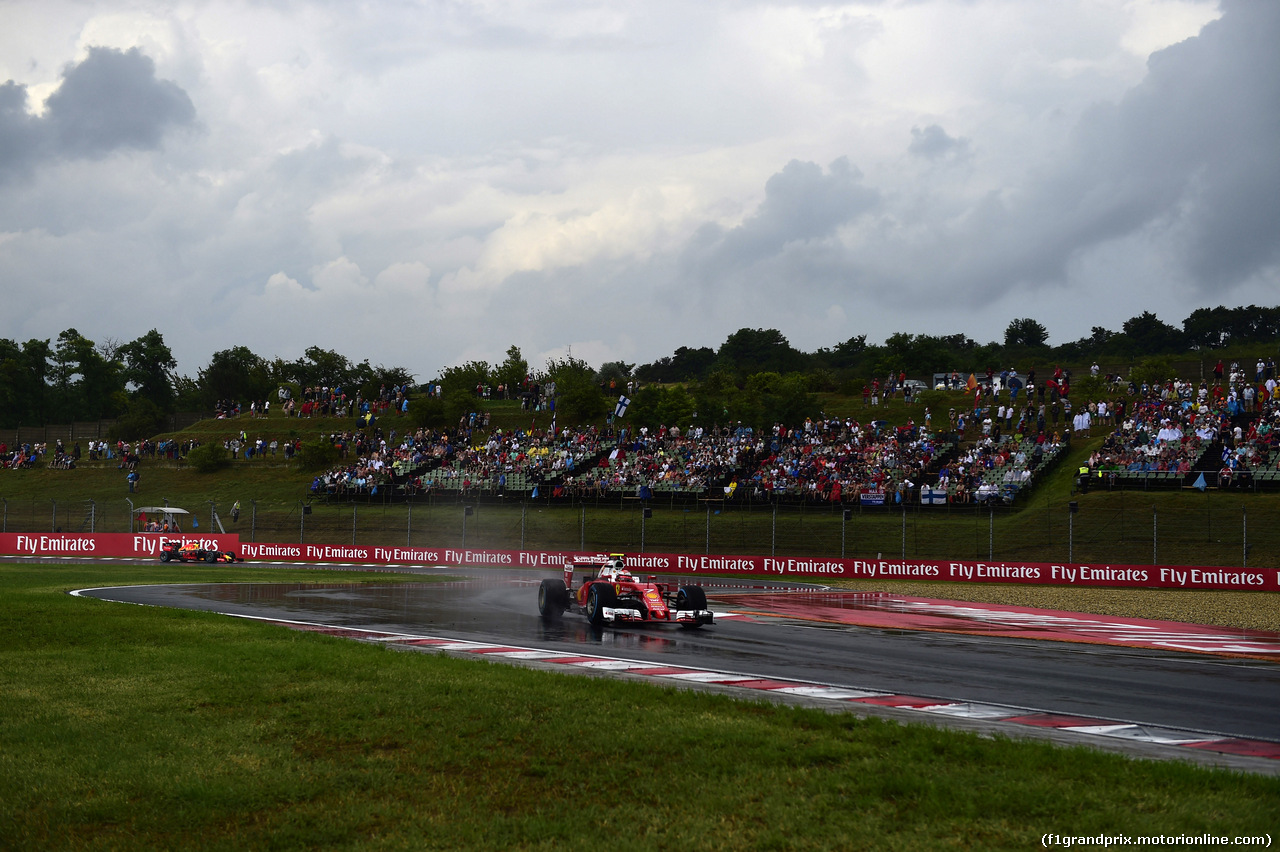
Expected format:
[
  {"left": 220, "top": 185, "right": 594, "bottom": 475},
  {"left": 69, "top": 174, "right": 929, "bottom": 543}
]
[
  {"left": 729, "top": 418, "right": 941, "bottom": 503},
  {"left": 24, "top": 357, "right": 1280, "bottom": 504},
  {"left": 566, "top": 424, "right": 749, "bottom": 498},
  {"left": 1, "top": 441, "right": 45, "bottom": 469}
]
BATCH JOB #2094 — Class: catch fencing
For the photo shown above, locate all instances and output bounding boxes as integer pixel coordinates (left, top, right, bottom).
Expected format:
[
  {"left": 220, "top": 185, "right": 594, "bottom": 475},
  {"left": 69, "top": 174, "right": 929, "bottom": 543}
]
[{"left": 4, "top": 493, "right": 1276, "bottom": 571}]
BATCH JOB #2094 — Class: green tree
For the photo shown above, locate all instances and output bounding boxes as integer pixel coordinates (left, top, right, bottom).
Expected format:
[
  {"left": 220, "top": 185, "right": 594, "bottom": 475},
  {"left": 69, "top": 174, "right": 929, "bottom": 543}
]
[
  {"left": 826, "top": 334, "right": 868, "bottom": 369},
  {"left": 542, "top": 356, "right": 607, "bottom": 425},
  {"left": 1129, "top": 355, "right": 1177, "bottom": 387},
  {"left": 288, "top": 346, "right": 353, "bottom": 390},
  {"left": 635, "top": 346, "right": 717, "bottom": 383},
  {"left": 199, "top": 346, "right": 274, "bottom": 407},
  {"left": 0, "top": 338, "right": 52, "bottom": 427},
  {"left": 350, "top": 360, "right": 414, "bottom": 400},
  {"left": 408, "top": 394, "right": 448, "bottom": 429},
  {"left": 186, "top": 441, "right": 230, "bottom": 473},
  {"left": 494, "top": 346, "right": 529, "bottom": 395},
  {"left": 628, "top": 385, "right": 698, "bottom": 430},
  {"left": 691, "top": 368, "right": 742, "bottom": 427},
  {"left": 596, "top": 361, "right": 634, "bottom": 389},
  {"left": 50, "top": 329, "right": 124, "bottom": 421},
  {"left": 1181, "top": 305, "right": 1280, "bottom": 349},
  {"left": 1004, "top": 318, "right": 1049, "bottom": 348},
  {"left": 718, "top": 328, "right": 806, "bottom": 376},
  {"left": 297, "top": 438, "right": 341, "bottom": 471},
  {"left": 119, "top": 329, "right": 176, "bottom": 411},
  {"left": 1120, "top": 312, "right": 1183, "bottom": 356},
  {"left": 108, "top": 397, "right": 168, "bottom": 441},
  {"left": 437, "top": 360, "right": 491, "bottom": 423},
  {"left": 742, "top": 372, "right": 819, "bottom": 427}
]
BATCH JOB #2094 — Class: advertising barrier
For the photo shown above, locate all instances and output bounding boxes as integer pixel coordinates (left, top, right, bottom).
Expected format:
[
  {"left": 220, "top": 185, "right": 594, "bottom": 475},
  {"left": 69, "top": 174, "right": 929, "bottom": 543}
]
[{"left": 3, "top": 533, "right": 1277, "bottom": 592}]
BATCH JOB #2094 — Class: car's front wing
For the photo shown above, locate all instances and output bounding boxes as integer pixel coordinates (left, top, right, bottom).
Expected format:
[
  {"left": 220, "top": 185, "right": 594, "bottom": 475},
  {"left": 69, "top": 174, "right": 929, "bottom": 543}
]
[{"left": 599, "top": 606, "right": 714, "bottom": 625}]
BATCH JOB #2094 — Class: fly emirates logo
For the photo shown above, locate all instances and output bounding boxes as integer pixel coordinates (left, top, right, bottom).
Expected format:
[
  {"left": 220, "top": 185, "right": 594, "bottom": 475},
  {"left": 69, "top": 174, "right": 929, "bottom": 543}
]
[{"left": 15, "top": 535, "right": 97, "bottom": 554}]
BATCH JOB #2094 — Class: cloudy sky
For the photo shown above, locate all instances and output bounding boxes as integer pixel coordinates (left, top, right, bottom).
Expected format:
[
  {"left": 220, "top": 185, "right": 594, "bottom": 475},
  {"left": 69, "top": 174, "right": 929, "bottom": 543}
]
[{"left": 1, "top": 0, "right": 1276, "bottom": 380}]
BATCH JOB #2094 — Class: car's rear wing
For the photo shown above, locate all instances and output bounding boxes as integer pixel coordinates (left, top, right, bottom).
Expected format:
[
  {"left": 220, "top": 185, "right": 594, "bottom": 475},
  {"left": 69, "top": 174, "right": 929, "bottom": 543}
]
[{"left": 564, "top": 554, "right": 614, "bottom": 587}]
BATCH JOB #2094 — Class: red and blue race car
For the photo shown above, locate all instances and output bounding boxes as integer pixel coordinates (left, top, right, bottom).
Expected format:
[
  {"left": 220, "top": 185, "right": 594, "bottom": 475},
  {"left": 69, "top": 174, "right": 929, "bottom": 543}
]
[
  {"left": 159, "top": 541, "right": 243, "bottom": 563},
  {"left": 538, "top": 553, "right": 713, "bottom": 628}
]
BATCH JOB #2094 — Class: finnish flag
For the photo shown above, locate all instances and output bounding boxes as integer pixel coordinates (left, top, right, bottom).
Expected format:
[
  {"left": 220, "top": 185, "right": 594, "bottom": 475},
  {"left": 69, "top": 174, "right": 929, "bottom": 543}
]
[{"left": 614, "top": 395, "right": 631, "bottom": 418}]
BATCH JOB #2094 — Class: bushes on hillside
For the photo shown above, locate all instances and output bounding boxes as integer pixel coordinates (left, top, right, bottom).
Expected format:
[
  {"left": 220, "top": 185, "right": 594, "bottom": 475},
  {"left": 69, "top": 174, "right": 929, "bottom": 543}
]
[
  {"left": 297, "top": 438, "right": 340, "bottom": 471},
  {"left": 186, "top": 442, "right": 229, "bottom": 473}
]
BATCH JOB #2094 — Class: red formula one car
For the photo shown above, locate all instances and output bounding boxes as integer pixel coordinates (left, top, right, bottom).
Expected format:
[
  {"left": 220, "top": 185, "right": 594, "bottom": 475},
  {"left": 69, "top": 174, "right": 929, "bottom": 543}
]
[
  {"left": 159, "top": 541, "right": 243, "bottom": 563},
  {"left": 538, "top": 554, "right": 713, "bottom": 628}
]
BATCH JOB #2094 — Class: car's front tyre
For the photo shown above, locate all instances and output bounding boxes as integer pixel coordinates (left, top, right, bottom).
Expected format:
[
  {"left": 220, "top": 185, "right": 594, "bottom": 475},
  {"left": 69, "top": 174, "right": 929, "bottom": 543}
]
[
  {"left": 676, "top": 586, "right": 708, "bottom": 628},
  {"left": 586, "top": 583, "right": 616, "bottom": 626}
]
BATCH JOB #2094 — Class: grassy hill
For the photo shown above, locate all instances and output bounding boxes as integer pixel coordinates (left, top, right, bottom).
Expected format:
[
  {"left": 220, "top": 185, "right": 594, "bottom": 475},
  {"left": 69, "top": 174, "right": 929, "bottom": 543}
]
[{"left": 3, "top": 388, "right": 1278, "bottom": 577}]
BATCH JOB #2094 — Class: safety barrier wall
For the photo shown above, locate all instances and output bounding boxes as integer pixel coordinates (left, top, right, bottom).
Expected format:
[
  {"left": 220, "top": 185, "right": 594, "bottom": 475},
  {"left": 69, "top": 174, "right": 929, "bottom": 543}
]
[{"left": 4, "top": 533, "right": 1278, "bottom": 592}]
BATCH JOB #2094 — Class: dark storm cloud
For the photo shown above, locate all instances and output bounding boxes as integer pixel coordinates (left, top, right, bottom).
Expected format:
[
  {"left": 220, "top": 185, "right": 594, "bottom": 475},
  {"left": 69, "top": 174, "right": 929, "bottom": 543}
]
[
  {"left": 953, "top": 0, "right": 1280, "bottom": 295},
  {"left": 674, "top": 0, "right": 1277, "bottom": 312},
  {"left": 1148, "top": 0, "right": 1280, "bottom": 286},
  {"left": 908, "top": 124, "right": 969, "bottom": 161},
  {"left": 0, "top": 47, "right": 194, "bottom": 180},
  {"left": 0, "top": 81, "right": 41, "bottom": 178},
  {"left": 685, "top": 157, "right": 880, "bottom": 274}
]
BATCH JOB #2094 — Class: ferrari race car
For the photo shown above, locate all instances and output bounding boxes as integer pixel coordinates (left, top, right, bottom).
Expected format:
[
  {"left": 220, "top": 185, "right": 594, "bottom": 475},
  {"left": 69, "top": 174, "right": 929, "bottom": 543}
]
[
  {"left": 159, "top": 541, "right": 243, "bottom": 563},
  {"left": 538, "top": 554, "right": 713, "bottom": 628}
]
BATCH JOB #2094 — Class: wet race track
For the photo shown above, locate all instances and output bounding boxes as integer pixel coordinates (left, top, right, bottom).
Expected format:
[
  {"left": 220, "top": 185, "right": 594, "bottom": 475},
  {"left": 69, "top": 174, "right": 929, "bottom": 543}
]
[{"left": 73, "top": 565, "right": 1280, "bottom": 761}]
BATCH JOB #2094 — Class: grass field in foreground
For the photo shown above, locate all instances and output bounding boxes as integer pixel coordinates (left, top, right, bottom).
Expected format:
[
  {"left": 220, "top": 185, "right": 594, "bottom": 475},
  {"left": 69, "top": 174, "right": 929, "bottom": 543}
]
[{"left": 2, "top": 564, "right": 1278, "bottom": 851}]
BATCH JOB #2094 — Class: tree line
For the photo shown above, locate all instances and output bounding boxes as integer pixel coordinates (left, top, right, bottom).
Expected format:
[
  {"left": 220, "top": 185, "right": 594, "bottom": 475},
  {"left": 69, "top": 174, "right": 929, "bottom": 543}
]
[
  {"left": 0, "top": 332, "right": 412, "bottom": 436},
  {"left": 2, "top": 304, "right": 1275, "bottom": 436},
  {"left": 633, "top": 306, "right": 1280, "bottom": 385}
]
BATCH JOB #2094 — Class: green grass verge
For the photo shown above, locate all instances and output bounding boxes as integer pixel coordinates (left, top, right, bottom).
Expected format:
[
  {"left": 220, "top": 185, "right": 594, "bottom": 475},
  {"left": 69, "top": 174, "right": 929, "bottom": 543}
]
[{"left": 2, "top": 563, "right": 1278, "bottom": 850}]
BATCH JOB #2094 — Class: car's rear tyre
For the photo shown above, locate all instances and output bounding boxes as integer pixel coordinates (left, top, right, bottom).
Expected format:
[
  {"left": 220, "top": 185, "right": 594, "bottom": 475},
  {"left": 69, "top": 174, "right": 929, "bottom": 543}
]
[
  {"left": 538, "top": 579, "right": 568, "bottom": 619},
  {"left": 160, "top": 551, "right": 171, "bottom": 563},
  {"left": 586, "top": 583, "right": 616, "bottom": 626}
]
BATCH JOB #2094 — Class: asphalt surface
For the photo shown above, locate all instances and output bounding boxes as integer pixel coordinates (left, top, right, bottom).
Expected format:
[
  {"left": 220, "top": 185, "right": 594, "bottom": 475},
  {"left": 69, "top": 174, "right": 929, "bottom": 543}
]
[{"left": 75, "top": 566, "right": 1280, "bottom": 744}]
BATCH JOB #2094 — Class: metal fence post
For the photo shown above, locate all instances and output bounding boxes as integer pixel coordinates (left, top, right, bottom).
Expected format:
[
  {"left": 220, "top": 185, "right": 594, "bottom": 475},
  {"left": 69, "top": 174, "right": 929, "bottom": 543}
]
[
  {"left": 771, "top": 503, "right": 777, "bottom": 557},
  {"left": 706, "top": 506, "right": 711, "bottom": 554},
  {"left": 352, "top": 505, "right": 357, "bottom": 546},
  {"left": 580, "top": 504, "right": 585, "bottom": 551},
  {"left": 841, "top": 509, "right": 846, "bottom": 559},
  {"left": 988, "top": 505, "right": 993, "bottom": 560},
  {"left": 50, "top": 500, "right": 56, "bottom": 532},
  {"left": 251, "top": 499, "right": 257, "bottom": 543},
  {"left": 406, "top": 503, "right": 412, "bottom": 548},
  {"left": 1152, "top": 506, "right": 1157, "bottom": 565},
  {"left": 1242, "top": 506, "right": 1247, "bottom": 568},
  {"left": 1067, "top": 501, "right": 1080, "bottom": 564}
]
